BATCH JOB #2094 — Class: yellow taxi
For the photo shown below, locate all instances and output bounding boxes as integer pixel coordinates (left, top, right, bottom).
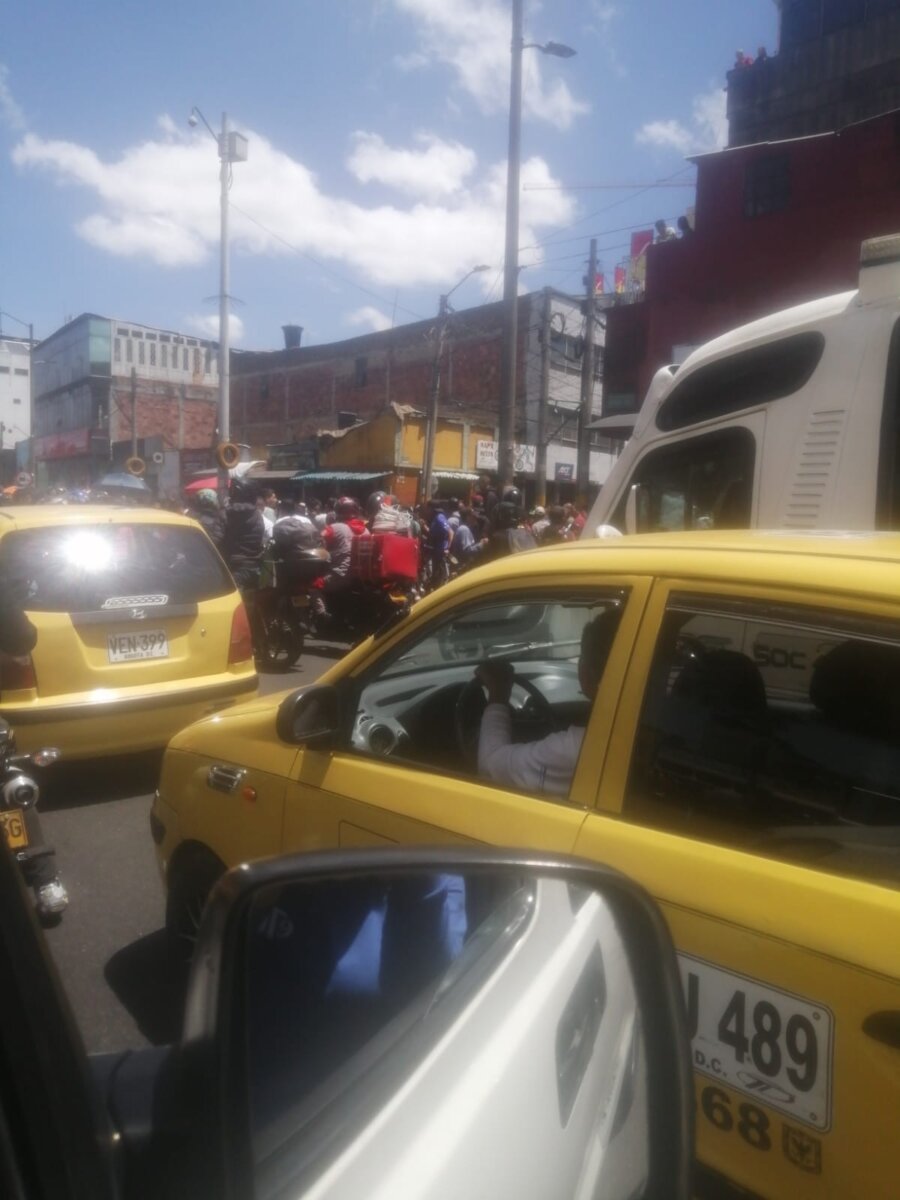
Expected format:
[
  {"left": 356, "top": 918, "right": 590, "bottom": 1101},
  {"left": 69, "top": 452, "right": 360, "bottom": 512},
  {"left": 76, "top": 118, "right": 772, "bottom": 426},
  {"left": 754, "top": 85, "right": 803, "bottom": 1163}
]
[
  {"left": 153, "top": 531, "right": 900, "bottom": 1200},
  {"left": 0, "top": 505, "right": 257, "bottom": 758}
]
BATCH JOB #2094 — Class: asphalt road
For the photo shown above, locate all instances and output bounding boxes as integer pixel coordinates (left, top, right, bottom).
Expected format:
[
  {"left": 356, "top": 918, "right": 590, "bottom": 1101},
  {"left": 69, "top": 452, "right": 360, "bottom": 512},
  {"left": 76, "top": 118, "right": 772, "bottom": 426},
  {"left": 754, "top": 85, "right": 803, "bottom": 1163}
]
[{"left": 39, "top": 646, "right": 339, "bottom": 1055}]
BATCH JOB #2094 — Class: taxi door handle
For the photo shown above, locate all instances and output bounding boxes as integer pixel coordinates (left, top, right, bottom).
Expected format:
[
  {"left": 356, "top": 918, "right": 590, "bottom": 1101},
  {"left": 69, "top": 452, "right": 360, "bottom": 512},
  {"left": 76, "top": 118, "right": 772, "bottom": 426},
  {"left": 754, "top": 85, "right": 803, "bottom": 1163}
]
[{"left": 862, "top": 1011, "right": 900, "bottom": 1050}]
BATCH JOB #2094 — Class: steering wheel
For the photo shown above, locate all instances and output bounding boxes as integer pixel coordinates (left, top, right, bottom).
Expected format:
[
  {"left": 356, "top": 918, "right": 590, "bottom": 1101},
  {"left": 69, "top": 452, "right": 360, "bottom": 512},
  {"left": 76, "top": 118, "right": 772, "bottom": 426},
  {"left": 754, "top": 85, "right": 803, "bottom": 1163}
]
[{"left": 454, "top": 671, "right": 557, "bottom": 772}]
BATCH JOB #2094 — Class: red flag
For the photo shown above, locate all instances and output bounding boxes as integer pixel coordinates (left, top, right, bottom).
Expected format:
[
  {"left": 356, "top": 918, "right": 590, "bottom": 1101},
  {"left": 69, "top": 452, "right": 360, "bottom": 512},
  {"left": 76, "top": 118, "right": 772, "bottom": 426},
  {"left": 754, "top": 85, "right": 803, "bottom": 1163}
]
[
  {"left": 630, "top": 230, "right": 653, "bottom": 258},
  {"left": 614, "top": 265, "right": 626, "bottom": 293},
  {"left": 594, "top": 272, "right": 605, "bottom": 294}
]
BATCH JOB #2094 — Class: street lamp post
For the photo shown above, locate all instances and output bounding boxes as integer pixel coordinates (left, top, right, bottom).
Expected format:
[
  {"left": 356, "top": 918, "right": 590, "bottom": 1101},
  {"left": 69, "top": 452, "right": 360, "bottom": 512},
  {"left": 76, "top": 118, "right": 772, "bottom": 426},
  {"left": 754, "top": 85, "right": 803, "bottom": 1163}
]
[
  {"left": 190, "top": 107, "right": 248, "bottom": 501},
  {"left": 498, "top": 2, "right": 575, "bottom": 490},
  {"left": 420, "top": 265, "right": 490, "bottom": 505}
]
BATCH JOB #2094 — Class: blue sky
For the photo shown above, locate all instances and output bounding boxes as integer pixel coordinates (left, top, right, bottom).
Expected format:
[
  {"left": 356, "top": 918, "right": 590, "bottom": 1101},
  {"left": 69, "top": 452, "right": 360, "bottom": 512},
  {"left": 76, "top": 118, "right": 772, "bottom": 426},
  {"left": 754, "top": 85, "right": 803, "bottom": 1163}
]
[{"left": 1, "top": 1, "right": 777, "bottom": 351}]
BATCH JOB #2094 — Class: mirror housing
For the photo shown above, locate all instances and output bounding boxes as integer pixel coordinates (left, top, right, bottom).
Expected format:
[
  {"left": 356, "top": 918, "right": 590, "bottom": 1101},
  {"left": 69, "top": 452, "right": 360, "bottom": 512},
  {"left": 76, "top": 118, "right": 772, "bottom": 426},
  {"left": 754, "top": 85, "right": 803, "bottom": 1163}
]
[
  {"left": 179, "top": 848, "right": 693, "bottom": 1200},
  {"left": 276, "top": 684, "right": 341, "bottom": 748}
]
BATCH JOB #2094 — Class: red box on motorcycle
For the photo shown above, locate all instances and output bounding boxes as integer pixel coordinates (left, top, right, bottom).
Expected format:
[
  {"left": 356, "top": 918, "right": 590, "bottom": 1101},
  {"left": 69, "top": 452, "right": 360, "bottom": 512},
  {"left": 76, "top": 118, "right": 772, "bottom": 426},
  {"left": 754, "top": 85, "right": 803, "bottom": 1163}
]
[{"left": 350, "top": 533, "right": 419, "bottom": 583}]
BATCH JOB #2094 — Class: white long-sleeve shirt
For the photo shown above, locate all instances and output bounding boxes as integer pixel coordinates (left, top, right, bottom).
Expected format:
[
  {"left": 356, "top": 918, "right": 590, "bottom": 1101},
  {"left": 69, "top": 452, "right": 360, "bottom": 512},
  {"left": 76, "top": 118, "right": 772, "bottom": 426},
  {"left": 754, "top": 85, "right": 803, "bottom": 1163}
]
[{"left": 477, "top": 703, "right": 584, "bottom": 797}]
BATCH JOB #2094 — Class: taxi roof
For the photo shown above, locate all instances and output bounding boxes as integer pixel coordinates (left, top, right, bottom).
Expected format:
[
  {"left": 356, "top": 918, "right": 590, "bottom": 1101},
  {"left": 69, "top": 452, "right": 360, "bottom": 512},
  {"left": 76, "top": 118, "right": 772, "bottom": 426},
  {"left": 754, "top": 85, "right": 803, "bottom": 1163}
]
[
  {"left": 0, "top": 505, "right": 197, "bottom": 532},
  {"left": 449, "top": 529, "right": 900, "bottom": 604}
]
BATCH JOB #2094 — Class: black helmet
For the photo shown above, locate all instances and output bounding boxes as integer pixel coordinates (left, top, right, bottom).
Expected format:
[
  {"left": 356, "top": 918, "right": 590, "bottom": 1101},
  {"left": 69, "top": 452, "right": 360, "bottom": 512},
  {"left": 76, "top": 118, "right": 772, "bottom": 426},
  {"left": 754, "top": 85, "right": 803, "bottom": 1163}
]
[
  {"left": 366, "top": 490, "right": 388, "bottom": 516},
  {"left": 230, "top": 478, "right": 256, "bottom": 503},
  {"left": 501, "top": 485, "right": 523, "bottom": 508},
  {"left": 335, "top": 495, "right": 359, "bottom": 519}
]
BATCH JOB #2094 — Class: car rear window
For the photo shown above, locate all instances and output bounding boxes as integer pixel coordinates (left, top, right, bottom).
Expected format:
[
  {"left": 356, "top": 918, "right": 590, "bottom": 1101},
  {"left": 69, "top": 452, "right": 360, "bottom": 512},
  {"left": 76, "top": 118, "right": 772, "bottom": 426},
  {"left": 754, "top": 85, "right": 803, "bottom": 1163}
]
[{"left": 0, "top": 523, "right": 234, "bottom": 613}]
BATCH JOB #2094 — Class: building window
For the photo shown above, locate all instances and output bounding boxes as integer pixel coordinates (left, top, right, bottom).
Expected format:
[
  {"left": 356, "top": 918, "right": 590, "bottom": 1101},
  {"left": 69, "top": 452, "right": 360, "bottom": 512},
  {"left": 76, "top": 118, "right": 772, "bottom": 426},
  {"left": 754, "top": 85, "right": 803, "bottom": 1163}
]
[
  {"left": 13, "top": 397, "right": 21, "bottom": 405},
  {"left": 149, "top": 343, "right": 156, "bottom": 367},
  {"left": 138, "top": 341, "right": 145, "bottom": 365},
  {"left": 161, "top": 344, "right": 168, "bottom": 369},
  {"left": 114, "top": 339, "right": 121, "bottom": 363},
  {"left": 0, "top": 367, "right": 8, "bottom": 375},
  {"left": 355, "top": 356, "right": 368, "bottom": 387},
  {"left": 126, "top": 340, "right": 133, "bottom": 363},
  {"left": 193, "top": 348, "right": 201, "bottom": 374},
  {"left": 550, "top": 331, "right": 582, "bottom": 376},
  {"left": 13, "top": 368, "right": 28, "bottom": 376},
  {"left": 182, "top": 347, "right": 189, "bottom": 371},
  {"left": 744, "top": 154, "right": 791, "bottom": 218},
  {"left": 205, "top": 345, "right": 212, "bottom": 372}
]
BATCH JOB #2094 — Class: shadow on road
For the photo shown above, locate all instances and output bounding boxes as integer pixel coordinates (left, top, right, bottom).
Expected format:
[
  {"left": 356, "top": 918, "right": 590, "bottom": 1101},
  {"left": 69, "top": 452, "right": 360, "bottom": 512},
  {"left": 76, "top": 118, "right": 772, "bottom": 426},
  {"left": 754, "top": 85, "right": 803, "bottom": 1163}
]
[
  {"left": 104, "top": 929, "right": 185, "bottom": 1045},
  {"left": 40, "top": 751, "right": 163, "bottom": 811}
]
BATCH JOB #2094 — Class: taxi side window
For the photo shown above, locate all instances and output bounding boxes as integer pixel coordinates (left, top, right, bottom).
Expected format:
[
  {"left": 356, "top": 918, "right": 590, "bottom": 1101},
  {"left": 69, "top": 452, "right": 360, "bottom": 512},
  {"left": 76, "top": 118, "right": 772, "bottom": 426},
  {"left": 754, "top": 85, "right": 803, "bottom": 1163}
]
[
  {"left": 346, "top": 591, "right": 627, "bottom": 796},
  {"left": 624, "top": 594, "right": 900, "bottom": 887}
]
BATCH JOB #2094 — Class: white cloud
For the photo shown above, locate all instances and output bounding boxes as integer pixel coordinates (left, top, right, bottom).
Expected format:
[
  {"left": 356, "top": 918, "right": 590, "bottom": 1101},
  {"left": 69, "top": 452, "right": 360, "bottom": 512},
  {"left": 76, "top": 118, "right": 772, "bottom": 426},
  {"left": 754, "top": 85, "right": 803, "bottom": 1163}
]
[
  {"left": 391, "top": 0, "right": 588, "bottom": 130},
  {"left": 11, "top": 122, "right": 576, "bottom": 295},
  {"left": 347, "top": 306, "right": 394, "bottom": 332},
  {"left": 636, "top": 87, "right": 728, "bottom": 156},
  {"left": 347, "top": 132, "right": 476, "bottom": 199},
  {"left": 0, "top": 65, "right": 27, "bottom": 133},
  {"left": 185, "top": 312, "right": 245, "bottom": 341}
]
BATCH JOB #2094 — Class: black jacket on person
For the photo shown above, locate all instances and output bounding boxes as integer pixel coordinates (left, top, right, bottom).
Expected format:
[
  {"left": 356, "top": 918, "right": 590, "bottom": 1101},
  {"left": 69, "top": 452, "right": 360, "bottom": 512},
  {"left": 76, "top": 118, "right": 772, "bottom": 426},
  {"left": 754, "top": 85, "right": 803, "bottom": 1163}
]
[
  {"left": 0, "top": 577, "right": 37, "bottom": 657},
  {"left": 222, "top": 502, "right": 265, "bottom": 567}
]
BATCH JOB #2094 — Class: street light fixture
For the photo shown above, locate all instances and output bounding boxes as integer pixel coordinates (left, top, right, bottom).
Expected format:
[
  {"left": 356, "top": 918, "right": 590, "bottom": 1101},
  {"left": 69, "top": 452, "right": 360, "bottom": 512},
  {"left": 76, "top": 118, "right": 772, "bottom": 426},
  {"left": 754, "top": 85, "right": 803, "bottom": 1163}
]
[
  {"left": 420, "top": 264, "right": 491, "bottom": 504},
  {"left": 189, "top": 106, "right": 248, "bottom": 499},
  {"left": 498, "top": 2, "right": 576, "bottom": 490}
]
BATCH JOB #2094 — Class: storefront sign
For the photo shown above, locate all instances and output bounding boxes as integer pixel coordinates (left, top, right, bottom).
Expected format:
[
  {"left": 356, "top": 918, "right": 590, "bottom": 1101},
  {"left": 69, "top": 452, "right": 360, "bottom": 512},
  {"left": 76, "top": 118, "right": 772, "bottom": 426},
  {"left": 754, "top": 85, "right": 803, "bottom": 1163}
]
[
  {"left": 33, "top": 428, "right": 91, "bottom": 460},
  {"left": 475, "top": 440, "right": 537, "bottom": 474},
  {"left": 555, "top": 462, "right": 574, "bottom": 481}
]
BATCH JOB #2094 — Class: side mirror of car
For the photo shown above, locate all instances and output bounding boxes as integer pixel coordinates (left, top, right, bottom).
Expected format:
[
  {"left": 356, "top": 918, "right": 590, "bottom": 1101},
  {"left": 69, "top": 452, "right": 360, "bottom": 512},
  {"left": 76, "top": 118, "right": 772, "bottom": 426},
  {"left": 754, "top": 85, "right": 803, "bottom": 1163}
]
[
  {"left": 175, "top": 848, "right": 693, "bottom": 1199},
  {"left": 276, "top": 684, "right": 341, "bottom": 748}
]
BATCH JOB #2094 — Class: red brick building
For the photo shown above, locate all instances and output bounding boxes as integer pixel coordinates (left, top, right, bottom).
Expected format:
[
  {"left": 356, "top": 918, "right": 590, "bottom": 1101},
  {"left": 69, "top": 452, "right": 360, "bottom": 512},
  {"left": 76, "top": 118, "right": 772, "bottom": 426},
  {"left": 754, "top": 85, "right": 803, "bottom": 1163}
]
[
  {"left": 601, "top": 0, "right": 900, "bottom": 434},
  {"left": 230, "top": 300, "right": 509, "bottom": 452}
]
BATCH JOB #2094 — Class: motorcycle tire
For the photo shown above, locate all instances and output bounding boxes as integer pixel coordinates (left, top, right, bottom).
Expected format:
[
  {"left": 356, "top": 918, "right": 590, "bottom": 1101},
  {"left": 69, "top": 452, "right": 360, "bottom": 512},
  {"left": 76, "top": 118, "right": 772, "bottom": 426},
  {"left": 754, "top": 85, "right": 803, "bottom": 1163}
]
[{"left": 257, "top": 605, "right": 304, "bottom": 672}]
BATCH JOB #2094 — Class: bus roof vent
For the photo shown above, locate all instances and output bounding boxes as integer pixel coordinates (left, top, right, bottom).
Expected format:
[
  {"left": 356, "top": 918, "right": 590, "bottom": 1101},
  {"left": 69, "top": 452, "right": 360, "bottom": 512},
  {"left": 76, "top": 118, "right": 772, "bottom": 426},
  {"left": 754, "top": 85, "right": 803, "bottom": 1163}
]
[{"left": 859, "top": 233, "right": 900, "bottom": 304}]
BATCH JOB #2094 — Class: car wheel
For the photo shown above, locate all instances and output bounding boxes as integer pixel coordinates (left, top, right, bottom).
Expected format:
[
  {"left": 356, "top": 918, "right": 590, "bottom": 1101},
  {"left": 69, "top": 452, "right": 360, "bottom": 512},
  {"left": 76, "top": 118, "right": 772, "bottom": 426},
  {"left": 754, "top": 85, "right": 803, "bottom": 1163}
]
[{"left": 165, "top": 848, "right": 226, "bottom": 968}]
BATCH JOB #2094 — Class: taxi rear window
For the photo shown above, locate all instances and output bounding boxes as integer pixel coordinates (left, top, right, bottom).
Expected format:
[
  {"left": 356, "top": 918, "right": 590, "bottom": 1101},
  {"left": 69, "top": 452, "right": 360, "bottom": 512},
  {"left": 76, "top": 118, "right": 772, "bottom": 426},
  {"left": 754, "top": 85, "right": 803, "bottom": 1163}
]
[{"left": 0, "top": 523, "right": 234, "bottom": 613}]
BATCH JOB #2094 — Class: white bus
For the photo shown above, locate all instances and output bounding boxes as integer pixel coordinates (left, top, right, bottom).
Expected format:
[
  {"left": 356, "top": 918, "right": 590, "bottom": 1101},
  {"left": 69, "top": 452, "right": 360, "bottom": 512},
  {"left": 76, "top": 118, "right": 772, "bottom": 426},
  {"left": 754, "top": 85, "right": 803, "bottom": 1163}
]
[{"left": 587, "top": 232, "right": 900, "bottom": 536}]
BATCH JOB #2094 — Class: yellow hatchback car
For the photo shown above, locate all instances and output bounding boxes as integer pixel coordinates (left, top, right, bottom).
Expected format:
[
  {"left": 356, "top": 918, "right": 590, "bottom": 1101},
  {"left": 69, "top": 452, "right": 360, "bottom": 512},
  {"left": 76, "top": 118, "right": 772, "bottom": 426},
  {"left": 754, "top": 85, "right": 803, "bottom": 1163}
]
[
  {"left": 153, "top": 531, "right": 900, "bottom": 1200},
  {"left": 0, "top": 505, "right": 257, "bottom": 758}
]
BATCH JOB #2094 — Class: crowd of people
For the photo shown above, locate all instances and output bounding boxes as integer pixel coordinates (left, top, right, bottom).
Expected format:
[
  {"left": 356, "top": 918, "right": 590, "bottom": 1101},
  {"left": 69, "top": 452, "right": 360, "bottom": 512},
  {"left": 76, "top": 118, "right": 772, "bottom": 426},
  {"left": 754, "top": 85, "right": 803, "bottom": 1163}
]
[{"left": 185, "top": 475, "right": 590, "bottom": 604}]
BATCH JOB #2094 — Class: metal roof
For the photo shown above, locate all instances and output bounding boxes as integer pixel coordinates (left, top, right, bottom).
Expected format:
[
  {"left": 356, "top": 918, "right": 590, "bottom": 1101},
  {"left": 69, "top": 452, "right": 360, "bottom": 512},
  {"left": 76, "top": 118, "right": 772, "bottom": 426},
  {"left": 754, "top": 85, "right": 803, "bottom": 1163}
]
[{"left": 291, "top": 470, "right": 391, "bottom": 483}]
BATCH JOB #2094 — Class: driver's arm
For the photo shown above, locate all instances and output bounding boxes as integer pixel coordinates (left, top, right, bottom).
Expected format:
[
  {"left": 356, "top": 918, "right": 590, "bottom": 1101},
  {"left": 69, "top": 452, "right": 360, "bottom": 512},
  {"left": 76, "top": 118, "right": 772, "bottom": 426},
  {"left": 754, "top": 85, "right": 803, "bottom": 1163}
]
[{"left": 476, "top": 663, "right": 582, "bottom": 797}]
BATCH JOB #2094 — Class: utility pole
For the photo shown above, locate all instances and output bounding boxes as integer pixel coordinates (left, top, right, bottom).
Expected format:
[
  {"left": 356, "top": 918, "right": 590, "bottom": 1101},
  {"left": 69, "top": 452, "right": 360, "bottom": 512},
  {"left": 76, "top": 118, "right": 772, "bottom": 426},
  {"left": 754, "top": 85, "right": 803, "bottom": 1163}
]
[
  {"left": 535, "top": 287, "right": 552, "bottom": 506},
  {"left": 498, "top": 0, "right": 524, "bottom": 492},
  {"left": 576, "top": 238, "right": 598, "bottom": 510},
  {"left": 130, "top": 366, "right": 138, "bottom": 459},
  {"left": 420, "top": 294, "right": 449, "bottom": 505}
]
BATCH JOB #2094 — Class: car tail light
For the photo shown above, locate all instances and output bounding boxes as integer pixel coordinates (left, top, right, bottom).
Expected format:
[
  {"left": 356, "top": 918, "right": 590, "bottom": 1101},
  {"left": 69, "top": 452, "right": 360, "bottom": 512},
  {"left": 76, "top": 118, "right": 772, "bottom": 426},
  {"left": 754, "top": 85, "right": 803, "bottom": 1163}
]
[
  {"left": 228, "top": 603, "right": 253, "bottom": 664},
  {"left": 0, "top": 653, "right": 36, "bottom": 695}
]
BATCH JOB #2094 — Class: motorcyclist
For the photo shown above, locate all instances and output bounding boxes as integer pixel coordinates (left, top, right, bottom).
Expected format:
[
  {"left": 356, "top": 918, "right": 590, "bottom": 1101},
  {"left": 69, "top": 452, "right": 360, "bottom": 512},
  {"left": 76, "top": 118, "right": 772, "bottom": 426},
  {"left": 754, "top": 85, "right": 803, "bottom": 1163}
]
[
  {"left": 479, "top": 488, "right": 537, "bottom": 563},
  {"left": 313, "top": 496, "right": 365, "bottom": 618},
  {"left": 0, "top": 576, "right": 68, "bottom": 918},
  {"left": 222, "top": 479, "right": 266, "bottom": 592}
]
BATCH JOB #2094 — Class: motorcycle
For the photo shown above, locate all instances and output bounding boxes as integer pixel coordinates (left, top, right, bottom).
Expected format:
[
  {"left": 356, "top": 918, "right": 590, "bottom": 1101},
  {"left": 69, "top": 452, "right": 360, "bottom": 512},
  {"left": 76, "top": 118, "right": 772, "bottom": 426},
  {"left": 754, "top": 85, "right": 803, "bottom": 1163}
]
[
  {"left": 252, "top": 547, "right": 331, "bottom": 670},
  {"left": 0, "top": 717, "right": 68, "bottom": 921},
  {"left": 307, "top": 532, "right": 421, "bottom": 643}
]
